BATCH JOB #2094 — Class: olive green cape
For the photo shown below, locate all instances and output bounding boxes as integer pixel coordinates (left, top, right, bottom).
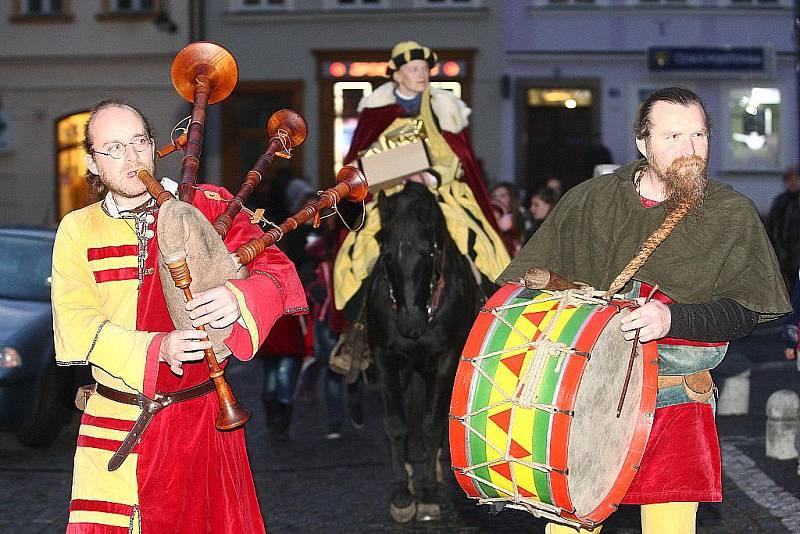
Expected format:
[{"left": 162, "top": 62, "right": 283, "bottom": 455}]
[{"left": 498, "top": 159, "right": 791, "bottom": 322}]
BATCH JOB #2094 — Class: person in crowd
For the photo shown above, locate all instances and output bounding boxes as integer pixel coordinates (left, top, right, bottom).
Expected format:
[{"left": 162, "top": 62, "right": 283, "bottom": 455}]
[
  {"left": 260, "top": 314, "right": 306, "bottom": 441},
  {"left": 498, "top": 87, "right": 790, "bottom": 533},
  {"left": 585, "top": 132, "right": 614, "bottom": 178},
  {"left": 52, "top": 98, "right": 306, "bottom": 532},
  {"left": 490, "top": 182, "right": 525, "bottom": 257},
  {"left": 305, "top": 209, "right": 365, "bottom": 439},
  {"left": 783, "top": 275, "right": 799, "bottom": 368},
  {"left": 767, "top": 165, "right": 799, "bottom": 293},
  {"left": 260, "top": 180, "right": 316, "bottom": 440},
  {"left": 524, "top": 185, "right": 559, "bottom": 241},
  {"left": 545, "top": 176, "right": 564, "bottom": 198}
]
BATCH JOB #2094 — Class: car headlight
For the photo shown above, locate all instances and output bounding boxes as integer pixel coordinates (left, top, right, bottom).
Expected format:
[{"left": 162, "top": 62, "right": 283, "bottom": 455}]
[{"left": 0, "top": 347, "right": 21, "bottom": 368}]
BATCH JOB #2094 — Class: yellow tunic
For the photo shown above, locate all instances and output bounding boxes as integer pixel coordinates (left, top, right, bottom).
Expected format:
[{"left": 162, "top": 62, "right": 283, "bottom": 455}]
[{"left": 53, "top": 202, "right": 153, "bottom": 530}]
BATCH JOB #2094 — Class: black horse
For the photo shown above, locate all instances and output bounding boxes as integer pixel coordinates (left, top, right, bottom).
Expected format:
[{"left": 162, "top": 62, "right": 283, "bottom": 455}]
[{"left": 366, "top": 182, "right": 483, "bottom": 522}]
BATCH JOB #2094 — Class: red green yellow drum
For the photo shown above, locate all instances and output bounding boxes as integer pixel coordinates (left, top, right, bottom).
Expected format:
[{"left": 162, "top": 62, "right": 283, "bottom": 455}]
[{"left": 449, "top": 284, "right": 658, "bottom": 528}]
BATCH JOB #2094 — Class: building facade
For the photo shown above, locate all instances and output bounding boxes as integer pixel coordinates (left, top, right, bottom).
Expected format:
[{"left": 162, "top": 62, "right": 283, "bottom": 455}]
[
  {"left": 0, "top": 0, "right": 502, "bottom": 225},
  {"left": 503, "top": 0, "right": 798, "bottom": 213},
  {"left": 203, "top": 0, "right": 502, "bottom": 194},
  {"left": 0, "top": 1, "right": 195, "bottom": 225}
]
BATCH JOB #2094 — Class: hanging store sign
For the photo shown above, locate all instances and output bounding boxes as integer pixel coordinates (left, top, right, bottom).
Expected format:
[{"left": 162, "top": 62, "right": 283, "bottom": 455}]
[{"left": 648, "top": 47, "right": 772, "bottom": 74}]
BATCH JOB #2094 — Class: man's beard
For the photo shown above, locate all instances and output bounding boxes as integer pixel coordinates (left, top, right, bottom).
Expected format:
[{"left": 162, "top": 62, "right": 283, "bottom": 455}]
[
  {"left": 651, "top": 155, "right": 708, "bottom": 217},
  {"left": 100, "top": 161, "right": 154, "bottom": 200}
]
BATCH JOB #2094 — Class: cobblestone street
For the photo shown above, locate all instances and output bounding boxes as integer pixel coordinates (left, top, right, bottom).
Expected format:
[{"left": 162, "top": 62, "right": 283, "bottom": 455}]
[{"left": 0, "top": 324, "right": 798, "bottom": 533}]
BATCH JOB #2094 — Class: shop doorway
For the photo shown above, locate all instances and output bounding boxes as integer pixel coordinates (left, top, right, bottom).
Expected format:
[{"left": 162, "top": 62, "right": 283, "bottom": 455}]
[{"left": 516, "top": 82, "right": 601, "bottom": 193}]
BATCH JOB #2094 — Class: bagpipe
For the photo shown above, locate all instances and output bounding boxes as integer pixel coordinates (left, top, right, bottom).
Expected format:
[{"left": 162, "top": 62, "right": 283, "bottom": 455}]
[{"left": 138, "top": 41, "right": 368, "bottom": 431}]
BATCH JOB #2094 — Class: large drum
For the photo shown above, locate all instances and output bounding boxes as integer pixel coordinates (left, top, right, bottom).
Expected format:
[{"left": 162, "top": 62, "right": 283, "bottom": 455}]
[{"left": 449, "top": 284, "right": 658, "bottom": 529}]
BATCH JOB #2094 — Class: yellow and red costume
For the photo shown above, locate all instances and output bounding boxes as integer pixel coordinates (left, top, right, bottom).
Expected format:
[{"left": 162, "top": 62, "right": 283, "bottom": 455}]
[{"left": 52, "top": 179, "right": 307, "bottom": 533}]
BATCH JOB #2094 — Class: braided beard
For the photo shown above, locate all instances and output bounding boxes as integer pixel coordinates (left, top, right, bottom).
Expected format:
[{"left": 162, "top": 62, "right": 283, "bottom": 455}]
[{"left": 650, "top": 154, "right": 708, "bottom": 217}]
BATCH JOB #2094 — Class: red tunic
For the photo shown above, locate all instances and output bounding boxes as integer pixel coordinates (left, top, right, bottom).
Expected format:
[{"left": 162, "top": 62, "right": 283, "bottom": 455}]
[{"left": 134, "top": 186, "right": 307, "bottom": 533}]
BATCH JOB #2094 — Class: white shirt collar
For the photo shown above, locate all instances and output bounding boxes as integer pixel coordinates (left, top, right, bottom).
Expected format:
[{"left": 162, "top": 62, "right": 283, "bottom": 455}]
[{"left": 103, "top": 177, "right": 178, "bottom": 218}]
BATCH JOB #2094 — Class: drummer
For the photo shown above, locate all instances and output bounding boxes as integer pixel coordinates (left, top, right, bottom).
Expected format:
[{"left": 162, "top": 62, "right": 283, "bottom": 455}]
[
  {"left": 52, "top": 98, "right": 307, "bottom": 533},
  {"left": 498, "top": 87, "right": 790, "bottom": 533}
]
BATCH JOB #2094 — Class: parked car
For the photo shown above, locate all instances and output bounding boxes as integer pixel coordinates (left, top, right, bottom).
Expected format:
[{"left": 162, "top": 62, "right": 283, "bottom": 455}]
[{"left": 0, "top": 227, "right": 89, "bottom": 447}]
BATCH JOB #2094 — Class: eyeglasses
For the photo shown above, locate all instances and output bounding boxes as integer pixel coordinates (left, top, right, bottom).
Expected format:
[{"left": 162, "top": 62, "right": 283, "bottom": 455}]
[{"left": 92, "top": 135, "right": 152, "bottom": 160}]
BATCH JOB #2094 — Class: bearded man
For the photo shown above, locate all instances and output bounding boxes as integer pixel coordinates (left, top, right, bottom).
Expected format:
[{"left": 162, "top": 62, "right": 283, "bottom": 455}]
[
  {"left": 52, "top": 99, "right": 306, "bottom": 533},
  {"left": 497, "top": 87, "right": 790, "bottom": 533}
]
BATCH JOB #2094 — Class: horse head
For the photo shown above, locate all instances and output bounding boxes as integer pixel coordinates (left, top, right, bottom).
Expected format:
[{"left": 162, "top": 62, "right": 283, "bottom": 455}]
[{"left": 376, "top": 182, "right": 446, "bottom": 340}]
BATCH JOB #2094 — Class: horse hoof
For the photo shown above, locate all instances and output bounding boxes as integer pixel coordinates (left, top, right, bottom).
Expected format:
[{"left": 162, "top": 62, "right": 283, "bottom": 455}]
[
  {"left": 390, "top": 501, "right": 417, "bottom": 523},
  {"left": 415, "top": 502, "right": 440, "bottom": 521}
]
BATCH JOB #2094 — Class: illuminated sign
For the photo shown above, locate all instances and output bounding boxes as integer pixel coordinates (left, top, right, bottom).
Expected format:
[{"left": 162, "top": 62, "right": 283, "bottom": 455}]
[
  {"left": 322, "top": 60, "right": 466, "bottom": 79},
  {"left": 648, "top": 47, "right": 768, "bottom": 73}
]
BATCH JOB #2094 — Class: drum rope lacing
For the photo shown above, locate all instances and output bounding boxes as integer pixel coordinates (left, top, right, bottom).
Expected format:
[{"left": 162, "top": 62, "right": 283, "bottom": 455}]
[{"left": 456, "top": 289, "right": 606, "bottom": 514}]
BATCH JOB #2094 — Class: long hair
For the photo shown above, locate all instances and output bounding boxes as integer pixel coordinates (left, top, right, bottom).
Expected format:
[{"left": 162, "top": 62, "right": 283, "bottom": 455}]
[
  {"left": 82, "top": 98, "right": 155, "bottom": 200},
  {"left": 634, "top": 87, "right": 711, "bottom": 141}
]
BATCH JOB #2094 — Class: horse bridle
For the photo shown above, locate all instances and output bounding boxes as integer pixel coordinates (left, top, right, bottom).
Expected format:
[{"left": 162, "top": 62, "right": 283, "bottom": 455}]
[{"left": 383, "top": 238, "right": 446, "bottom": 323}]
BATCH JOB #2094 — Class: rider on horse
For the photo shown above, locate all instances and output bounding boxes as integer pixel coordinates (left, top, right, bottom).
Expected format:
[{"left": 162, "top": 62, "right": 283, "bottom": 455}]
[{"left": 333, "top": 40, "right": 509, "bottom": 313}]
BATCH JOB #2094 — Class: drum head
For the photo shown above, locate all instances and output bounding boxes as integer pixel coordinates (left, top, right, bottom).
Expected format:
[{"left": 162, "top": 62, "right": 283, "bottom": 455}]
[{"left": 567, "top": 310, "right": 642, "bottom": 517}]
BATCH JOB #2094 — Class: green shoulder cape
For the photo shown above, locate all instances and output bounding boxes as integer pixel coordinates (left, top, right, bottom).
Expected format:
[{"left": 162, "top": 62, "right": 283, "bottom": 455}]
[{"left": 498, "top": 159, "right": 791, "bottom": 321}]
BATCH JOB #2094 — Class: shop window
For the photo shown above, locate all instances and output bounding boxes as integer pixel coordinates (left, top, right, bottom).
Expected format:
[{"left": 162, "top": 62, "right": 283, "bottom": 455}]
[
  {"left": 624, "top": 0, "right": 700, "bottom": 5},
  {"left": 725, "top": 0, "right": 789, "bottom": 6},
  {"left": 229, "top": 0, "right": 290, "bottom": 10},
  {"left": 11, "top": 0, "right": 74, "bottom": 21},
  {"left": 22, "top": 0, "right": 65, "bottom": 14},
  {"left": 56, "top": 111, "right": 91, "bottom": 220},
  {"left": 333, "top": 82, "right": 373, "bottom": 175},
  {"left": 111, "top": 0, "right": 155, "bottom": 12},
  {"left": 325, "top": 0, "right": 386, "bottom": 9},
  {"left": 532, "top": 0, "right": 606, "bottom": 6},
  {"left": 727, "top": 87, "right": 781, "bottom": 172},
  {"left": 413, "top": 0, "right": 482, "bottom": 7}
]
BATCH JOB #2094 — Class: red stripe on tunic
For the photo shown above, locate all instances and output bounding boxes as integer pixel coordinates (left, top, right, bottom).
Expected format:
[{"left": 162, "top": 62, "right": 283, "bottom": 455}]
[
  {"left": 87, "top": 245, "right": 138, "bottom": 260},
  {"left": 81, "top": 415, "right": 135, "bottom": 432},
  {"left": 622, "top": 403, "right": 721, "bottom": 504},
  {"left": 67, "top": 523, "right": 131, "bottom": 534},
  {"left": 76, "top": 435, "right": 138, "bottom": 454},
  {"left": 93, "top": 268, "right": 138, "bottom": 283},
  {"left": 70, "top": 499, "right": 134, "bottom": 516}
]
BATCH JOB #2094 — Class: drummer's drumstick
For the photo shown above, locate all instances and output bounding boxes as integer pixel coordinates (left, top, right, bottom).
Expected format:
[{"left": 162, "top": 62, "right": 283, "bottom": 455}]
[{"left": 616, "top": 285, "right": 659, "bottom": 418}]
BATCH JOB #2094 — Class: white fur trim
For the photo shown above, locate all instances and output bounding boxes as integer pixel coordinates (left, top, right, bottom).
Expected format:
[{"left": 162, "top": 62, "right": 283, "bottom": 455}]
[{"left": 357, "top": 83, "right": 470, "bottom": 134}]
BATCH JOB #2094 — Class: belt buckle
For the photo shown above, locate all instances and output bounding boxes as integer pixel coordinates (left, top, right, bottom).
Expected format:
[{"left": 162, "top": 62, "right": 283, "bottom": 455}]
[{"left": 137, "top": 393, "right": 163, "bottom": 414}]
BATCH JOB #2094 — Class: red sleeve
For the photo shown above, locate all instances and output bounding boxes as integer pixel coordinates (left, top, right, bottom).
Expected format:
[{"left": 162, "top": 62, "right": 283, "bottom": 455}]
[{"left": 191, "top": 185, "right": 309, "bottom": 360}]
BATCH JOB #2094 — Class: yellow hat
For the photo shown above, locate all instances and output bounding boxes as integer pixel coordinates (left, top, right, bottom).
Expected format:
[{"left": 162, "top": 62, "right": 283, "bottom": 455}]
[{"left": 386, "top": 41, "right": 438, "bottom": 76}]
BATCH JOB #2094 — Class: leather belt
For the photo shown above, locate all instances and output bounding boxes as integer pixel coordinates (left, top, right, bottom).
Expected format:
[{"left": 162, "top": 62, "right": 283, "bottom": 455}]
[
  {"left": 657, "top": 369, "right": 715, "bottom": 403},
  {"left": 95, "top": 381, "right": 216, "bottom": 471}
]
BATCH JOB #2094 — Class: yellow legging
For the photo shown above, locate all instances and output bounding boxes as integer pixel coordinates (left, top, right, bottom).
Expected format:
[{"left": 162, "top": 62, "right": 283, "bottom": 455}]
[{"left": 545, "top": 502, "right": 699, "bottom": 534}]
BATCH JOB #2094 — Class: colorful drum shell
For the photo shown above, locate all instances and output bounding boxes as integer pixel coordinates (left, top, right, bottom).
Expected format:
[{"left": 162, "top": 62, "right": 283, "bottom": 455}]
[{"left": 449, "top": 284, "right": 658, "bottom": 527}]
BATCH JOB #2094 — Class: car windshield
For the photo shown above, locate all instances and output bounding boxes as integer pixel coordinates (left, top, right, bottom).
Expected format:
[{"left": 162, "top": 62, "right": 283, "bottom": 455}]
[{"left": 0, "top": 234, "right": 54, "bottom": 302}]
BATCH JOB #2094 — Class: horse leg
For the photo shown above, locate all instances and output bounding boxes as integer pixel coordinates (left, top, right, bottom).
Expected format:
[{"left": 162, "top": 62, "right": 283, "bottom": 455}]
[
  {"left": 378, "top": 355, "right": 416, "bottom": 523},
  {"left": 415, "top": 357, "right": 455, "bottom": 521}
]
